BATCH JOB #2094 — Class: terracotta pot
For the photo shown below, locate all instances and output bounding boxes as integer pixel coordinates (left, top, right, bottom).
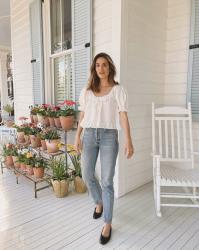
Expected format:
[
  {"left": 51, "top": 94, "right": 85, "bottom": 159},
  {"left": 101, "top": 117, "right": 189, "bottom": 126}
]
[
  {"left": 20, "top": 163, "right": 26, "bottom": 171},
  {"left": 41, "top": 140, "right": 47, "bottom": 151},
  {"left": 74, "top": 176, "right": 87, "bottom": 193},
  {"left": 26, "top": 165, "right": 34, "bottom": 175},
  {"left": 33, "top": 115, "right": 38, "bottom": 123},
  {"left": 29, "top": 135, "right": 41, "bottom": 148},
  {"left": 48, "top": 117, "right": 55, "bottom": 127},
  {"left": 17, "top": 131, "right": 25, "bottom": 143},
  {"left": 54, "top": 117, "right": 62, "bottom": 128},
  {"left": 60, "top": 116, "right": 74, "bottom": 131},
  {"left": 24, "top": 135, "right": 31, "bottom": 144},
  {"left": 33, "top": 167, "right": 44, "bottom": 178},
  {"left": 37, "top": 115, "right": 50, "bottom": 127},
  {"left": 44, "top": 117, "right": 50, "bottom": 126},
  {"left": 5, "top": 155, "right": 14, "bottom": 167},
  {"left": 37, "top": 114, "right": 44, "bottom": 123},
  {"left": 45, "top": 139, "right": 60, "bottom": 153},
  {"left": 12, "top": 156, "right": 20, "bottom": 168},
  {"left": 51, "top": 179, "right": 69, "bottom": 198},
  {"left": 30, "top": 115, "right": 34, "bottom": 123}
]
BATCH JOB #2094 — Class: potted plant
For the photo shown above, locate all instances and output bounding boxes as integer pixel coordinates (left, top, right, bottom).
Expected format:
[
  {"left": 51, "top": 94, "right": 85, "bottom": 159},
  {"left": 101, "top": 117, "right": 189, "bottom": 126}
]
[
  {"left": 59, "top": 100, "right": 76, "bottom": 131},
  {"left": 49, "top": 158, "right": 69, "bottom": 197},
  {"left": 33, "top": 156, "right": 47, "bottom": 178},
  {"left": 24, "top": 152, "right": 34, "bottom": 175},
  {"left": 11, "top": 145, "right": 20, "bottom": 168},
  {"left": 67, "top": 145, "right": 87, "bottom": 193},
  {"left": 22, "top": 123, "right": 34, "bottom": 144},
  {"left": 3, "top": 104, "right": 14, "bottom": 127},
  {"left": 13, "top": 124, "right": 26, "bottom": 143},
  {"left": 29, "top": 105, "right": 39, "bottom": 123},
  {"left": 2, "top": 143, "right": 14, "bottom": 167},
  {"left": 46, "top": 107, "right": 56, "bottom": 127},
  {"left": 17, "top": 152, "right": 27, "bottom": 171},
  {"left": 29, "top": 127, "right": 42, "bottom": 148},
  {"left": 37, "top": 104, "right": 50, "bottom": 126},
  {"left": 37, "top": 130, "right": 47, "bottom": 150},
  {"left": 53, "top": 106, "right": 62, "bottom": 128},
  {"left": 44, "top": 128, "right": 61, "bottom": 153}
]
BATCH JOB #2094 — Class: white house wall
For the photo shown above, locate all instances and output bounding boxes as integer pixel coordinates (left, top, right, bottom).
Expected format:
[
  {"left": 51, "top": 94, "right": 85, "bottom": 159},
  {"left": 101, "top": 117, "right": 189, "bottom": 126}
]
[
  {"left": 93, "top": 0, "right": 123, "bottom": 197},
  {"left": 165, "top": 0, "right": 191, "bottom": 106},
  {"left": 93, "top": 0, "right": 112, "bottom": 56},
  {"left": 119, "top": 0, "right": 168, "bottom": 196},
  {"left": 10, "top": 0, "right": 33, "bottom": 121},
  {"left": 165, "top": 0, "right": 199, "bottom": 160},
  {"left": 93, "top": 0, "right": 121, "bottom": 81}
]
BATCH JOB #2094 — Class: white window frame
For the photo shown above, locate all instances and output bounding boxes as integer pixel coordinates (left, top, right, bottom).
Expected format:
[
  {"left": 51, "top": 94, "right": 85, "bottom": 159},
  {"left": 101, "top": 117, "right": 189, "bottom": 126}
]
[
  {"left": 50, "top": 49, "right": 73, "bottom": 104},
  {"left": 42, "top": 0, "right": 73, "bottom": 105},
  {"left": 42, "top": 0, "right": 91, "bottom": 105}
]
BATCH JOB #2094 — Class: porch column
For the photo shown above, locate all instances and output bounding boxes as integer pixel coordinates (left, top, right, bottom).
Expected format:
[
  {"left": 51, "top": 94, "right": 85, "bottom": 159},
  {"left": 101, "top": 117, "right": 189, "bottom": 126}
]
[{"left": 0, "top": 51, "right": 9, "bottom": 118}]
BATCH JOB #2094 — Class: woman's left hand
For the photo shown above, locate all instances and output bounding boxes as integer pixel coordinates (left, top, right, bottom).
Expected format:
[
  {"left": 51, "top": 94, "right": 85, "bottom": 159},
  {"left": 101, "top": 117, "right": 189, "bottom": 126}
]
[{"left": 124, "top": 141, "right": 134, "bottom": 159}]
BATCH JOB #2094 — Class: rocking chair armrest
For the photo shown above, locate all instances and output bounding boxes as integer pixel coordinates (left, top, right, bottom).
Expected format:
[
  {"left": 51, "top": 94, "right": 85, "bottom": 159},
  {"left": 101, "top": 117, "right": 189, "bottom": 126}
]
[{"left": 151, "top": 153, "right": 161, "bottom": 159}]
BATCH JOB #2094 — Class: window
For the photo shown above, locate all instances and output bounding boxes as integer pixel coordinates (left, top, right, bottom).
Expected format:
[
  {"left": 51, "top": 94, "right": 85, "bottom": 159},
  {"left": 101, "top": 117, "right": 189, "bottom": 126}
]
[
  {"left": 50, "top": 0, "right": 73, "bottom": 105},
  {"left": 50, "top": 0, "right": 72, "bottom": 54},
  {"left": 47, "top": 0, "right": 91, "bottom": 105},
  {"left": 187, "top": 0, "right": 199, "bottom": 121},
  {"left": 53, "top": 54, "right": 72, "bottom": 104}
]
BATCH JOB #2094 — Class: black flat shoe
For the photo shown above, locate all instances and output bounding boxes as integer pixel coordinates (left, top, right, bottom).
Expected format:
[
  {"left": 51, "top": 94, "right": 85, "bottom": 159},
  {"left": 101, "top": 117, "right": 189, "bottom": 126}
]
[
  {"left": 93, "top": 207, "right": 103, "bottom": 219},
  {"left": 100, "top": 227, "right": 112, "bottom": 245}
]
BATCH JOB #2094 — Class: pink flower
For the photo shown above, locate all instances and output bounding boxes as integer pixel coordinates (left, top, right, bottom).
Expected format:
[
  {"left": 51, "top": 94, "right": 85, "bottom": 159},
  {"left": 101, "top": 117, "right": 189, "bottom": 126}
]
[
  {"left": 6, "top": 143, "right": 13, "bottom": 149},
  {"left": 53, "top": 106, "right": 60, "bottom": 111},
  {"left": 60, "top": 100, "right": 76, "bottom": 106},
  {"left": 41, "top": 104, "right": 51, "bottom": 109}
]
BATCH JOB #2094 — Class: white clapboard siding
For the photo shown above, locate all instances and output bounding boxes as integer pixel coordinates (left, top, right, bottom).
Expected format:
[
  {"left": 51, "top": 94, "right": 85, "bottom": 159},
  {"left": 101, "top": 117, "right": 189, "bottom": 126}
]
[
  {"left": 165, "top": 0, "right": 190, "bottom": 108},
  {"left": 10, "top": 0, "right": 34, "bottom": 119},
  {"left": 92, "top": 0, "right": 112, "bottom": 55},
  {"left": 72, "top": 0, "right": 91, "bottom": 101},
  {"left": 118, "top": 0, "right": 167, "bottom": 196},
  {"left": 29, "top": 0, "right": 44, "bottom": 105}
]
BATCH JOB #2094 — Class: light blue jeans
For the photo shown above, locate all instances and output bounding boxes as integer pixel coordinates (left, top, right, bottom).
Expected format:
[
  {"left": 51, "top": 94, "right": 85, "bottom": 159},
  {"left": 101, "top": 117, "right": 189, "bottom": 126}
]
[{"left": 82, "top": 128, "right": 119, "bottom": 223}]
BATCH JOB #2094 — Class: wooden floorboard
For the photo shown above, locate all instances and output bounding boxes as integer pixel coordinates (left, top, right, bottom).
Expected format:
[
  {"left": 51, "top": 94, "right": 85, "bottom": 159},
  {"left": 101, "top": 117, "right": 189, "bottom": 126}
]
[{"left": 1, "top": 169, "right": 199, "bottom": 249}]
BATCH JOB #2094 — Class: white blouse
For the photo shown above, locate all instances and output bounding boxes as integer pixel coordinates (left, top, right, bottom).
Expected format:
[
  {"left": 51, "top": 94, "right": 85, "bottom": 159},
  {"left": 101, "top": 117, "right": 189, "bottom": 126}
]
[{"left": 78, "top": 85, "right": 128, "bottom": 130}]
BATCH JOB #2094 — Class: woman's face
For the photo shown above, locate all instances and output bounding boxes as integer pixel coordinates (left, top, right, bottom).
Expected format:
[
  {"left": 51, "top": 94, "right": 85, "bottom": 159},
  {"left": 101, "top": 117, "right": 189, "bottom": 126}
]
[{"left": 95, "top": 57, "right": 110, "bottom": 80}]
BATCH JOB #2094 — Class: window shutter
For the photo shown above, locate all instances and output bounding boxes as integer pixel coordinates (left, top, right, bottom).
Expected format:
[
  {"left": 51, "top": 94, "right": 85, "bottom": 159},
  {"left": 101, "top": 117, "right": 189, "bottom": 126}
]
[
  {"left": 188, "top": 0, "right": 199, "bottom": 121},
  {"left": 72, "top": 0, "right": 92, "bottom": 101},
  {"left": 29, "top": 0, "right": 44, "bottom": 105}
]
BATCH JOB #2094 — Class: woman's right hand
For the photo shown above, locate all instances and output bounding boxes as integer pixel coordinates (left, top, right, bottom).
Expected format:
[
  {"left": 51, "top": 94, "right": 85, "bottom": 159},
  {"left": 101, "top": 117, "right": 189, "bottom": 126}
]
[{"left": 74, "top": 136, "right": 83, "bottom": 154}]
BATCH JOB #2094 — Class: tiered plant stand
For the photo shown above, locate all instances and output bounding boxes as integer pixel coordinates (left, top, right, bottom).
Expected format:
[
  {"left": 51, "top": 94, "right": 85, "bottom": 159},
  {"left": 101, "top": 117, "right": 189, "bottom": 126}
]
[
  {"left": 0, "top": 162, "right": 52, "bottom": 198},
  {"left": 0, "top": 126, "right": 75, "bottom": 198},
  {"left": 14, "top": 167, "right": 51, "bottom": 198}
]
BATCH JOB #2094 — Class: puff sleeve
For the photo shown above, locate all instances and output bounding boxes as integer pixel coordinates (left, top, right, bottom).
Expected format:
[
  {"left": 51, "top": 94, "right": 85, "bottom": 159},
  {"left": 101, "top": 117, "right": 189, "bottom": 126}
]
[
  {"left": 78, "top": 87, "right": 87, "bottom": 111},
  {"left": 115, "top": 85, "right": 128, "bottom": 112}
]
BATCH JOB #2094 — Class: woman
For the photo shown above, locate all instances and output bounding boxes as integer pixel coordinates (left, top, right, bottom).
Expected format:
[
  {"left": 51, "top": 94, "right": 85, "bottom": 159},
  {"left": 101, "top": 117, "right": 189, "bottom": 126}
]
[{"left": 74, "top": 52, "right": 134, "bottom": 245}]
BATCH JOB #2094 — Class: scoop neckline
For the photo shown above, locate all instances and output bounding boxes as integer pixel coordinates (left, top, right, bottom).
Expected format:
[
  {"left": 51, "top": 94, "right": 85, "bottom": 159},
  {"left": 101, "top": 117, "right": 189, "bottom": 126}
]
[{"left": 91, "top": 85, "right": 116, "bottom": 98}]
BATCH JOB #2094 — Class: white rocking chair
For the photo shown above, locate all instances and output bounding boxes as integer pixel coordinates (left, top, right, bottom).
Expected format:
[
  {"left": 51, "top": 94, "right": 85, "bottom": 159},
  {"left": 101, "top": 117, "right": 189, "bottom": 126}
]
[{"left": 152, "top": 103, "right": 199, "bottom": 217}]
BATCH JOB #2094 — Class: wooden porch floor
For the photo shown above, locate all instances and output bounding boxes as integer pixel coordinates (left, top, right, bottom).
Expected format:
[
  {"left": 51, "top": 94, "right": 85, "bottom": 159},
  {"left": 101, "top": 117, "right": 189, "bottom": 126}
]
[{"left": 1, "top": 171, "right": 199, "bottom": 250}]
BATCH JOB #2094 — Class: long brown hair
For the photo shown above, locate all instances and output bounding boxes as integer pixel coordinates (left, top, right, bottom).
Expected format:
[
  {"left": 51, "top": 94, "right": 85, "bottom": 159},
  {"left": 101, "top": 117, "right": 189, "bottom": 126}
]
[{"left": 87, "top": 52, "right": 118, "bottom": 93}]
